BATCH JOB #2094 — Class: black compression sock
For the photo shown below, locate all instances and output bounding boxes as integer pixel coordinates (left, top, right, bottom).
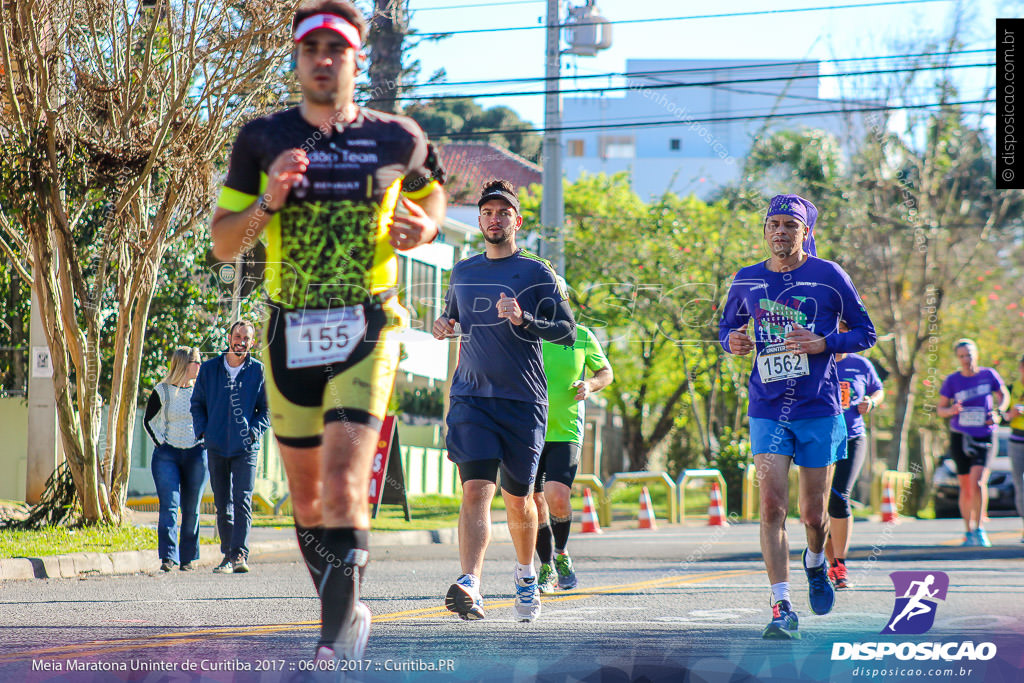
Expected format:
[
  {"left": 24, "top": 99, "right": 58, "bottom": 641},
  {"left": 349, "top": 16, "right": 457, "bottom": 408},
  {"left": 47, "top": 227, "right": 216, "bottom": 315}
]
[
  {"left": 551, "top": 513, "right": 573, "bottom": 553},
  {"left": 536, "top": 522, "right": 554, "bottom": 564},
  {"left": 317, "top": 528, "right": 369, "bottom": 648},
  {"left": 295, "top": 523, "right": 326, "bottom": 594}
]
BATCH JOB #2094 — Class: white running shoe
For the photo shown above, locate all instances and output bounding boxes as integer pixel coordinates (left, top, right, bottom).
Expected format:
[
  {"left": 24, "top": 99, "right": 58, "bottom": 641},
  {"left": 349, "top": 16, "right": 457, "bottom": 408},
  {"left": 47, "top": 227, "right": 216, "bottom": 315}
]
[
  {"left": 445, "top": 574, "right": 485, "bottom": 620},
  {"left": 513, "top": 571, "right": 541, "bottom": 622},
  {"left": 338, "top": 601, "right": 371, "bottom": 660}
]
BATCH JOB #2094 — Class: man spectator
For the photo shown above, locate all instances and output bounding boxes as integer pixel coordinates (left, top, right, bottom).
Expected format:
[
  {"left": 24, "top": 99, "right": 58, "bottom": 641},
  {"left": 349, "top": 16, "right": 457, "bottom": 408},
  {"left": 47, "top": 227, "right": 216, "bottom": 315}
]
[{"left": 191, "top": 320, "right": 270, "bottom": 575}]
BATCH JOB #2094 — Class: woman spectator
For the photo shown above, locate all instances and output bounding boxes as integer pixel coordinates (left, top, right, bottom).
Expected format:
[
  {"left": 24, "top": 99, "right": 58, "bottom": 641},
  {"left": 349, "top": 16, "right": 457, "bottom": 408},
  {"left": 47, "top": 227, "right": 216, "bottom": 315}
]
[
  {"left": 1003, "top": 354, "right": 1024, "bottom": 543},
  {"left": 937, "top": 339, "right": 1008, "bottom": 547},
  {"left": 144, "top": 347, "right": 207, "bottom": 571}
]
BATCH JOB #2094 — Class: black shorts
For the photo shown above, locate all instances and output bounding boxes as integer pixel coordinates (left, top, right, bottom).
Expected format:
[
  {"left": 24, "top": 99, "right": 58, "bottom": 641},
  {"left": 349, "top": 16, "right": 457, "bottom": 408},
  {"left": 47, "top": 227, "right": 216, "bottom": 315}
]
[
  {"left": 262, "top": 298, "right": 405, "bottom": 447},
  {"left": 446, "top": 396, "right": 546, "bottom": 497},
  {"left": 949, "top": 431, "right": 996, "bottom": 475},
  {"left": 535, "top": 442, "right": 581, "bottom": 489}
]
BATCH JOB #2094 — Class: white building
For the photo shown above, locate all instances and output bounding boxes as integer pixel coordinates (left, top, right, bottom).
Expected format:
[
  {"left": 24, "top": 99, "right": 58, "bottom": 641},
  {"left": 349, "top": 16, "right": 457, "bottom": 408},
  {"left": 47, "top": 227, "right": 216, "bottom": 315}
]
[{"left": 562, "top": 58, "right": 852, "bottom": 200}]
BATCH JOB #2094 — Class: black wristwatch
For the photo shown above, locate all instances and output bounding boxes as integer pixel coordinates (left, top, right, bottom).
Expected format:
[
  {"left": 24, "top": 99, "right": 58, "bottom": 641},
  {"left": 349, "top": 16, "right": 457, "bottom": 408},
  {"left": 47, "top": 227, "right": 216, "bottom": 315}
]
[{"left": 257, "top": 197, "right": 277, "bottom": 215}]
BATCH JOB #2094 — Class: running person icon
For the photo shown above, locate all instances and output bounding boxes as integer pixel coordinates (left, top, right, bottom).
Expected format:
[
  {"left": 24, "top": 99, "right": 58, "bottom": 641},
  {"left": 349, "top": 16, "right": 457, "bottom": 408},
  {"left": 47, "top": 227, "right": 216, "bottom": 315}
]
[
  {"left": 719, "top": 193, "right": 876, "bottom": 639},
  {"left": 535, "top": 322, "right": 613, "bottom": 593},
  {"left": 434, "top": 179, "right": 576, "bottom": 623},
  {"left": 210, "top": 0, "right": 446, "bottom": 665},
  {"left": 887, "top": 575, "right": 939, "bottom": 631}
]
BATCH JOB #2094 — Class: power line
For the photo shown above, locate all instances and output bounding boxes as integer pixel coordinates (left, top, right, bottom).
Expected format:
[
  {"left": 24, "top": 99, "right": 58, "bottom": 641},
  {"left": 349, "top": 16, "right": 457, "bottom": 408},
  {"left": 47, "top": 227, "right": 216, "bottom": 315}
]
[
  {"left": 411, "top": 0, "right": 542, "bottom": 11},
  {"left": 383, "top": 48, "right": 992, "bottom": 91},
  {"left": 435, "top": 98, "right": 992, "bottom": 138},
  {"left": 365, "top": 60, "right": 992, "bottom": 103},
  {"left": 415, "top": 0, "right": 952, "bottom": 38}
]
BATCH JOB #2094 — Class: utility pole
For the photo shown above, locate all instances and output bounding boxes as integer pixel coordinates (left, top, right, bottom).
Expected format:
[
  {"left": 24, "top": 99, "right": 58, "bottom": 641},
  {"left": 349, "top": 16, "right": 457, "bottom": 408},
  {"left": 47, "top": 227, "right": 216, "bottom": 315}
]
[
  {"left": 541, "top": 0, "right": 565, "bottom": 274},
  {"left": 541, "top": 1, "right": 611, "bottom": 274}
]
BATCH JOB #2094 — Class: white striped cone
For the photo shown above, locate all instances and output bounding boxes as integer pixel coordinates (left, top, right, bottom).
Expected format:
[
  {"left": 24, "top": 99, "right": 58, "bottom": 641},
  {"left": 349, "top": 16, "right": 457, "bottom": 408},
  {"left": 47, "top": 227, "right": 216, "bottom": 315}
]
[
  {"left": 580, "top": 487, "right": 603, "bottom": 534},
  {"left": 881, "top": 480, "right": 898, "bottom": 523},
  {"left": 708, "top": 481, "right": 728, "bottom": 526},
  {"left": 638, "top": 486, "right": 657, "bottom": 530}
]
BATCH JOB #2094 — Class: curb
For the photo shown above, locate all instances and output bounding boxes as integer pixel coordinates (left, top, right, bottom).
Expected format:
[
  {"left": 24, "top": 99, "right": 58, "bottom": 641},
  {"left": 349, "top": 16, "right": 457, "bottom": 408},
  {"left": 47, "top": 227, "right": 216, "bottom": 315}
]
[{"left": 0, "top": 523, "right": 511, "bottom": 582}]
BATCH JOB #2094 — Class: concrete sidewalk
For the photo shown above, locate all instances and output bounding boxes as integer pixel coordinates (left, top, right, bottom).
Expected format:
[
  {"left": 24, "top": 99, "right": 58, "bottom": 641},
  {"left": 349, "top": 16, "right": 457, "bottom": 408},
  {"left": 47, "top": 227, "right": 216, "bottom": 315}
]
[{"left": 0, "top": 512, "right": 514, "bottom": 582}]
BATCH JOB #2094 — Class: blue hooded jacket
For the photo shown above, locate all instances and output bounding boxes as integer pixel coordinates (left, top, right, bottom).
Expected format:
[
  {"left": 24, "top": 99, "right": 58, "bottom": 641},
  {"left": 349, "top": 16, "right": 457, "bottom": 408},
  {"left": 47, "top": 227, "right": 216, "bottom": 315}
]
[{"left": 190, "top": 353, "right": 270, "bottom": 457}]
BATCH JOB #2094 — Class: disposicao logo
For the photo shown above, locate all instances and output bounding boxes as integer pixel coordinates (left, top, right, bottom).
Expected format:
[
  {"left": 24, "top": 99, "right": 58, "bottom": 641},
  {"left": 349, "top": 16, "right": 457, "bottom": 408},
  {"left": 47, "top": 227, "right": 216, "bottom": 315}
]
[
  {"left": 831, "top": 569, "right": 997, "bottom": 664},
  {"left": 882, "top": 571, "right": 949, "bottom": 635}
]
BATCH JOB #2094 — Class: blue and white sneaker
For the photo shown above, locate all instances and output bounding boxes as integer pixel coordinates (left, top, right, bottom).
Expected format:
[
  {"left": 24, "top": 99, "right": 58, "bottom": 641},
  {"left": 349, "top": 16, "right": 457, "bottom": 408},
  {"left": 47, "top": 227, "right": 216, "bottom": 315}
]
[
  {"left": 762, "top": 599, "right": 800, "bottom": 639},
  {"left": 961, "top": 530, "right": 978, "bottom": 546},
  {"left": 802, "top": 548, "right": 835, "bottom": 616},
  {"left": 446, "top": 574, "right": 485, "bottom": 620},
  {"left": 975, "top": 528, "right": 992, "bottom": 547},
  {"left": 514, "top": 572, "right": 541, "bottom": 622}
]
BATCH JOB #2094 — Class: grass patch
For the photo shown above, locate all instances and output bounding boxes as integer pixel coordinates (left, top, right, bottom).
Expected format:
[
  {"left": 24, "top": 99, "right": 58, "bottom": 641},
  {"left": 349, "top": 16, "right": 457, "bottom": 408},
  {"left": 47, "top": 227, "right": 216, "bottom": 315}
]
[{"left": 0, "top": 525, "right": 161, "bottom": 559}]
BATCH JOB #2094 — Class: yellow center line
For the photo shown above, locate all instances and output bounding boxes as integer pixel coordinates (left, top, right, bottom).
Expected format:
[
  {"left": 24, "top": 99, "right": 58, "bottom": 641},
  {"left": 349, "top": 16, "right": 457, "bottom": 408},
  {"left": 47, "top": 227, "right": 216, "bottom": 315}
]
[{"left": 1, "top": 569, "right": 761, "bottom": 663}]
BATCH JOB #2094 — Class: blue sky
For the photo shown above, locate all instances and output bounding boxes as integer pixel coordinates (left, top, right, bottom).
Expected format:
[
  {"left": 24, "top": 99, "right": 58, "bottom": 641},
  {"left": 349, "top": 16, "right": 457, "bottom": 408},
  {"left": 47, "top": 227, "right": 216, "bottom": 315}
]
[{"left": 398, "top": 0, "right": 1001, "bottom": 131}]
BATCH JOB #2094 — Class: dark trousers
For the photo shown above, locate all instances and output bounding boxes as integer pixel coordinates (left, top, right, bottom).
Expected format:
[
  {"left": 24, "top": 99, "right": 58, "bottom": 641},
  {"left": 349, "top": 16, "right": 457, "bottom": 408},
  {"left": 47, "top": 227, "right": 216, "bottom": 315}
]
[
  {"left": 208, "top": 451, "right": 258, "bottom": 559},
  {"left": 151, "top": 444, "right": 208, "bottom": 564}
]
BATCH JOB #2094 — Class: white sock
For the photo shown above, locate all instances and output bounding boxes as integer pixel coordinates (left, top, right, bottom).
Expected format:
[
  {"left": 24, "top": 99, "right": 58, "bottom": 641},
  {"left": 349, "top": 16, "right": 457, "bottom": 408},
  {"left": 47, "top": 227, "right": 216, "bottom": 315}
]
[
  {"left": 804, "top": 549, "right": 826, "bottom": 569},
  {"left": 459, "top": 573, "right": 478, "bottom": 587},
  {"left": 770, "top": 581, "right": 790, "bottom": 602},
  {"left": 771, "top": 582, "right": 791, "bottom": 605},
  {"left": 515, "top": 562, "right": 536, "bottom": 580}
]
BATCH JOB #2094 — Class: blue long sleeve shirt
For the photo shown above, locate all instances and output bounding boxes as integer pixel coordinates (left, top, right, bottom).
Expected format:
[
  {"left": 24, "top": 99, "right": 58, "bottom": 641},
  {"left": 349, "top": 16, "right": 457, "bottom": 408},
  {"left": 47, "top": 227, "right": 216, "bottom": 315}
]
[
  {"left": 443, "top": 249, "right": 576, "bottom": 405},
  {"left": 190, "top": 354, "right": 270, "bottom": 457},
  {"left": 718, "top": 257, "right": 876, "bottom": 421}
]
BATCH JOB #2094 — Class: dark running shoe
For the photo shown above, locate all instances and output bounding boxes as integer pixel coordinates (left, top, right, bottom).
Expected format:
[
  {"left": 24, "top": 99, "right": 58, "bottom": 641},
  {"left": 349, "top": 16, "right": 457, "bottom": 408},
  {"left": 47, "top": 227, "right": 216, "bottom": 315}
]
[
  {"left": 829, "top": 563, "right": 851, "bottom": 590},
  {"left": 160, "top": 559, "right": 176, "bottom": 572},
  {"left": 803, "top": 549, "right": 835, "bottom": 615},
  {"left": 762, "top": 599, "right": 800, "bottom": 640},
  {"left": 213, "top": 556, "right": 233, "bottom": 574}
]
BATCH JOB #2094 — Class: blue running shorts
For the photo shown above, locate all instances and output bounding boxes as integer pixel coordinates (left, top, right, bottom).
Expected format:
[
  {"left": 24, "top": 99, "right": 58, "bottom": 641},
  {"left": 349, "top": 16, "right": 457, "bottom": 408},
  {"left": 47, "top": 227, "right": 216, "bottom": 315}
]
[
  {"left": 445, "top": 396, "right": 546, "bottom": 492},
  {"left": 750, "top": 414, "right": 848, "bottom": 468}
]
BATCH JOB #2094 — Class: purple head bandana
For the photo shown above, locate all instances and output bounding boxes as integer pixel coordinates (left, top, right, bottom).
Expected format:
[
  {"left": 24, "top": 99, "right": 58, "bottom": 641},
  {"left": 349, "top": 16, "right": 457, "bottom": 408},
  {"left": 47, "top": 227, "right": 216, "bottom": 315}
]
[{"left": 765, "top": 194, "right": 818, "bottom": 256}]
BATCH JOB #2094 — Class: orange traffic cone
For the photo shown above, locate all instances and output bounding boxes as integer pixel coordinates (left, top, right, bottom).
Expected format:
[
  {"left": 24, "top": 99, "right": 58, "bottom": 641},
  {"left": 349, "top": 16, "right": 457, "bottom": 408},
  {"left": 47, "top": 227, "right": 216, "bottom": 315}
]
[
  {"left": 881, "top": 480, "right": 898, "bottom": 523},
  {"left": 708, "top": 481, "right": 728, "bottom": 527},
  {"left": 638, "top": 486, "right": 657, "bottom": 530},
  {"left": 580, "top": 488, "right": 603, "bottom": 534}
]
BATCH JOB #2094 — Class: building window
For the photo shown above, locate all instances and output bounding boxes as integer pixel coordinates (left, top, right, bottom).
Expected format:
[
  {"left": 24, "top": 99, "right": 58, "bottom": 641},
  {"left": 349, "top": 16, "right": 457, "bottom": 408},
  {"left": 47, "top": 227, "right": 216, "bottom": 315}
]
[
  {"left": 407, "top": 259, "right": 439, "bottom": 330},
  {"left": 669, "top": 138, "right": 681, "bottom": 151},
  {"left": 567, "top": 139, "right": 585, "bottom": 157},
  {"left": 598, "top": 135, "right": 635, "bottom": 159}
]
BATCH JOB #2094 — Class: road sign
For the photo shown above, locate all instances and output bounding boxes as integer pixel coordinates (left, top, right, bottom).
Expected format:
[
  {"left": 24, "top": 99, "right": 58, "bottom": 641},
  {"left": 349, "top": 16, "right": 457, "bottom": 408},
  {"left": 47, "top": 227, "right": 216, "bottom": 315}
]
[{"left": 369, "top": 416, "right": 410, "bottom": 520}]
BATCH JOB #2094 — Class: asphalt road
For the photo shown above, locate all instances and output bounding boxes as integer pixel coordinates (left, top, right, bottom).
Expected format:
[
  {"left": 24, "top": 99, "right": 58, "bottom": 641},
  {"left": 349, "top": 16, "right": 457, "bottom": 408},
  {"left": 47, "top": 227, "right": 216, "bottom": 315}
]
[{"left": 1, "top": 517, "right": 1022, "bottom": 683}]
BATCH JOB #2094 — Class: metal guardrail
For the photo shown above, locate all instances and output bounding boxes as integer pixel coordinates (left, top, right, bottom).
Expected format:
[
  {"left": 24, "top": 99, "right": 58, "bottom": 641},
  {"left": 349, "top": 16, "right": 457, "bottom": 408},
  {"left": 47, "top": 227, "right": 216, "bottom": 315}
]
[
  {"left": 570, "top": 474, "right": 610, "bottom": 527},
  {"left": 742, "top": 463, "right": 800, "bottom": 520},
  {"left": 127, "top": 493, "right": 276, "bottom": 516},
  {"left": 605, "top": 471, "right": 678, "bottom": 524},
  {"left": 675, "top": 469, "right": 726, "bottom": 524}
]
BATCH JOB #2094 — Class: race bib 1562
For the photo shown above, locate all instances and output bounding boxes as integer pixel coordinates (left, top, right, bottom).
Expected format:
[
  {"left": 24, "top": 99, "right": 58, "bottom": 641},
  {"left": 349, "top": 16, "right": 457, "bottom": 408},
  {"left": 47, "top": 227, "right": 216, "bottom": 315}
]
[{"left": 757, "top": 350, "right": 810, "bottom": 383}]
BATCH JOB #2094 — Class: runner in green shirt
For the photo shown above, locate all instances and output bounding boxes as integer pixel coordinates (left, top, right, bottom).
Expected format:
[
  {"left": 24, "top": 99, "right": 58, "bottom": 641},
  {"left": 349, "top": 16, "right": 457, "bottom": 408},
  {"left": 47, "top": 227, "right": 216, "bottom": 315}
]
[{"left": 536, "top": 323, "right": 613, "bottom": 592}]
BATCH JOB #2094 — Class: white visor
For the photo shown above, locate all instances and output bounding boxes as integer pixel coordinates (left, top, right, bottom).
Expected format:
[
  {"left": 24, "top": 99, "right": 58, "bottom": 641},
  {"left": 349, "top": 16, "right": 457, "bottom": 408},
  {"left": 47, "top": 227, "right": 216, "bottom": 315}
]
[{"left": 294, "top": 13, "right": 361, "bottom": 49}]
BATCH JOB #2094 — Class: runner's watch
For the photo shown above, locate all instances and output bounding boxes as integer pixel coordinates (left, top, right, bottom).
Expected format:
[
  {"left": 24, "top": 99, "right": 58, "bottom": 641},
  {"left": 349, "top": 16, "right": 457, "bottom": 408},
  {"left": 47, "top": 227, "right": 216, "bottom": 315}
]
[{"left": 257, "top": 197, "right": 277, "bottom": 215}]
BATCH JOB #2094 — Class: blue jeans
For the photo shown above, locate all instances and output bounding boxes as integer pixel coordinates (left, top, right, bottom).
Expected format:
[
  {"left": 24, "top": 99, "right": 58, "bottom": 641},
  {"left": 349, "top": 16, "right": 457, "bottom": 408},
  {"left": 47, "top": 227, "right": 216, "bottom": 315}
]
[
  {"left": 151, "top": 444, "right": 208, "bottom": 564},
  {"left": 208, "top": 450, "right": 258, "bottom": 559}
]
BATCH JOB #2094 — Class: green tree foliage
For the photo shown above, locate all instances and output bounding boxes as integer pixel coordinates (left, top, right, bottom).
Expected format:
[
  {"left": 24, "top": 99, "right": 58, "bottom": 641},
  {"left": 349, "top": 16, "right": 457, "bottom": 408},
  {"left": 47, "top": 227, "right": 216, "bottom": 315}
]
[
  {"left": 405, "top": 98, "right": 542, "bottom": 164},
  {"left": 523, "top": 173, "right": 758, "bottom": 471}
]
